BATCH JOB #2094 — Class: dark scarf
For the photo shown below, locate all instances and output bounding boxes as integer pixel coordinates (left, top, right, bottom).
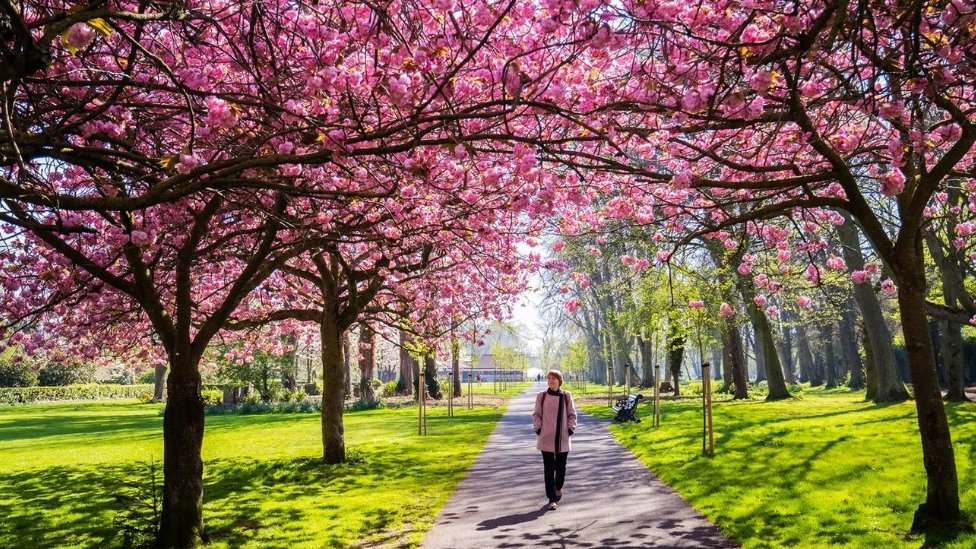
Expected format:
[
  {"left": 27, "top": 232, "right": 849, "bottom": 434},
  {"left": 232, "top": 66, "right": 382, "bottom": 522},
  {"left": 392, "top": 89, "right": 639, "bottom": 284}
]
[{"left": 546, "top": 388, "right": 565, "bottom": 453}]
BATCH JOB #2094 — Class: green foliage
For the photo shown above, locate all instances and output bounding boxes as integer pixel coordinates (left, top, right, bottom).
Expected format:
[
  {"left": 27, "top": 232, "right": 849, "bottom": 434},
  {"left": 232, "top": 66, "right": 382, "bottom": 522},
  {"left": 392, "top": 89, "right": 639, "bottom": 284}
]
[
  {"left": 111, "top": 459, "right": 162, "bottom": 549},
  {"left": 213, "top": 347, "right": 294, "bottom": 402},
  {"left": 134, "top": 369, "right": 156, "bottom": 385},
  {"left": 0, "top": 359, "right": 37, "bottom": 388},
  {"left": 382, "top": 380, "right": 399, "bottom": 397},
  {"left": 37, "top": 361, "right": 93, "bottom": 386},
  {"left": 201, "top": 389, "right": 223, "bottom": 406},
  {"left": 585, "top": 388, "right": 976, "bottom": 549},
  {"left": 0, "top": 384, "right": 153, "bottom": 406},
  {"left": 136, "top": 390, "right": 156, "bottom": 404},
  {"left": 347, "top": 398, "right": 384, "bottom": 412}
]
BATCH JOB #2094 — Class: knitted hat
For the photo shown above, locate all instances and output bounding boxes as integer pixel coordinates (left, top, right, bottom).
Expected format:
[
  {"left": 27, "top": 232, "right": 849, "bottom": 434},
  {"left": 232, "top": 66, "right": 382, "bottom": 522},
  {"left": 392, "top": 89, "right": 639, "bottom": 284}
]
[{"left": 546, "top": 369, "right": 563, "bottom": 386}]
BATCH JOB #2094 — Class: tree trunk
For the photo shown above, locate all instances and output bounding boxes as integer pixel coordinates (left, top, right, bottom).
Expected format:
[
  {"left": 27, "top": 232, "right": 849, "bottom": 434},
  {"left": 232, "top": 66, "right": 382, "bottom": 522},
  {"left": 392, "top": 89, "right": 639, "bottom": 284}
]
[
  {"left": 158, "top": 352, "right": 205, "bottom": 548},
  {"left": 861, "top": 320, "right": 879, "bottom": 400},
  {"left": 724, "top": 323, "right": 749, "bottom": 399},
  {"left": 940, "top": 319, "right": 969, "bottom": 402},
  {"left": 837, "top": 212, "right": 909, "bottom": 401},
  {"left": 823, "top": 323, "right": 837, "bottom": 388},
  {"left": 342, "top": 332, "right": 352, "bottom": 400},
  {"left": 398, "top": 330, "right": 415, "bottom": 396},
  {"left": 321, "top": 311, "right": 346, "bottom": 464},
  {"left": 451, "top": 336, "right": 462, "bottom": 398},
  {"left": 895, "top": 252, "right": 962, "bottom": 530},
  {"left": 840, "top": 302, "right": 865, "bottom": 390},
  {"left": 638, "top": 336, "right": 654, "bottom": 388},
  {"left": 712, "top": 346, "right": 723, "bottom": 380},
  {"left": 777, "top": 323, "right": 796, "bottom": 384},
  {"left": 153, "top": 363, "right": 168, "bottom": 401},
  {"left": 667, "top": 322, "right": 684, "bottom": 397},
  {"left": 795, "top": 323, "right": 819, "bottom": 386},
  {"left": 738, "top": 279, "right": 789, "bottom": 399},
  {"left": 358, "top": 323, "right": 375, "bottom": 401},
  {"left": 424, "top": 355, "right": 441, "bottom": 399}
]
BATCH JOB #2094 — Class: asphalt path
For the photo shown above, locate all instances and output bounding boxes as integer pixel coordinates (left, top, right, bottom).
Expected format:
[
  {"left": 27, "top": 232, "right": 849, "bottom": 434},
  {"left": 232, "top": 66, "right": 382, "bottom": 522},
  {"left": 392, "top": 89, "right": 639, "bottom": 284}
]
[{"left": 421, "top": 382, "right": 738, "bottom": 548}]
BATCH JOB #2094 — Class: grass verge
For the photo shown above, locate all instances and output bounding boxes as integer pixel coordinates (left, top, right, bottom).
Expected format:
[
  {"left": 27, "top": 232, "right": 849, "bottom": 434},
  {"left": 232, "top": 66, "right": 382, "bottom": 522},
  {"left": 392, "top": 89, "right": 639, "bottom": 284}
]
[
  {"left": 582, "top": 387, "right": 975, "bottom": 549},
  {"left": 0, "top": 399, "right": 507, "bottom": 548}
]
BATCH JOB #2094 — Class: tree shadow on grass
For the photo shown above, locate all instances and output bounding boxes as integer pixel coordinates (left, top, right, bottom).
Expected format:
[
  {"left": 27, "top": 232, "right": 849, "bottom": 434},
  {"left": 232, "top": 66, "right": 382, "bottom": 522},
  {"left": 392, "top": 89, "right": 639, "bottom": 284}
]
[{"left": 0, "top": 462, "right": 139, "bottom": 549}]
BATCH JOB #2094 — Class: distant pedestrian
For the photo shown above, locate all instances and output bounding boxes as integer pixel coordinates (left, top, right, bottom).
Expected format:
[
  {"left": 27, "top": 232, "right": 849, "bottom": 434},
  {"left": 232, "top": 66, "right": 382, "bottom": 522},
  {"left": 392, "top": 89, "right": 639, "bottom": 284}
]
[{"left": 531, "top": 369, "right": 577, "bottom": 510}]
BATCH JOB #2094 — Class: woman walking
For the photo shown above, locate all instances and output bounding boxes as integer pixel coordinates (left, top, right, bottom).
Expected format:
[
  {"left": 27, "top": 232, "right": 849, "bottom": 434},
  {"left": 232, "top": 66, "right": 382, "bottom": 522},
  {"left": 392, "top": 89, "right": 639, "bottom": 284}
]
[{"left": 532, "top": 369, "right": 578, "bottom": 510}]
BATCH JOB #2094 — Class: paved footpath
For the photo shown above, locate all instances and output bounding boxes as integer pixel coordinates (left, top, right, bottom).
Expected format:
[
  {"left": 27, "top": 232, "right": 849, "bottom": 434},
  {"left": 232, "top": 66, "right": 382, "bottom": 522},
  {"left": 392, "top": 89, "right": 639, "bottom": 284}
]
[{"left": 421, "top": 383, "right": 738, "bottom": 549}]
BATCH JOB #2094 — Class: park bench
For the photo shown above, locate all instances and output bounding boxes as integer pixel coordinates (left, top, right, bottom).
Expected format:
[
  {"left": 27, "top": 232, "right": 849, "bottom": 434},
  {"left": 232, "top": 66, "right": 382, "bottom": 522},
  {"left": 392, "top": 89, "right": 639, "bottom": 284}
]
[{"left": 611, "top": 393, "right": 644, "bottom": 423}]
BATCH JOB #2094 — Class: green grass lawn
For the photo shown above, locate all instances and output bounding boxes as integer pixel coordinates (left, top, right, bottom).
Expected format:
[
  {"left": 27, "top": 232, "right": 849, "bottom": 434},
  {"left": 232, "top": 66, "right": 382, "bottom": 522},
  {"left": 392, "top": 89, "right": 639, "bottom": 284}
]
[
  {"left": 584, "top": 387, "right": 976, "bottom": 549},
  {"left": 0, "top": 399, "right": 507, "bottom": 548}
]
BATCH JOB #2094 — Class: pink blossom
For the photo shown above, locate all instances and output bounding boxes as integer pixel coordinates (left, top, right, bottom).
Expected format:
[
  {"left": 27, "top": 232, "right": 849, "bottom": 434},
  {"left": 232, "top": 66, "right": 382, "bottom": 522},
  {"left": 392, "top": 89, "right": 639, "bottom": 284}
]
[
  {"left": 655, "top": 250, "right": 671, "bottom": 262},
  {"left": 777, "top": 249, "right": 792, "bottom": 262},
  {"left": 865, "top": 263, "right": 880, "bottom": 275},
  {"left": 589, "top": 247, "right": 602, "bottom": 256},
  {"left": 723, "top": 238, "right": 737, "bottom": 249},
  {"left": 881, "top": 279, "right": 897, "bottom": 295},
  {"left": 688, "top": 299, "right": 704, "bottom": 309},
  {"left": 970, "top": 315, "right": 976, "bottom": 327},
  {"left": 719, "top": 303, "right": 735, "bottom": 317},
  {"left": 566, "top": 299, "right": 579, "bottom": 313},
  {"left": 805, "top": 264, "right": 821, "bottom": 284},
  {"left": 754, "top": 273, "right": 769, "bottom": 288},
  {"left": 634, "top": 259, "right": 650, "bottom": 272},
  {"left": 63, "top": 24, "right": 95, "bottom": 51},
  {"left": 130, "top": 230, "right": 152, "bottom": 247},
  {"left": 754, "top": 295, "right": 767, "bottom": 307},
  {"left": 620, "top": 255, "right": 635, "bottom": 265},
  {"left": 737, "top": 263, "right": 752, "bottom": 276},
  {"left": 400, "top": 185, "right": 417, "bottom": 199},
  {"left": 796, "top": 296, "right": 812, "bottom": 308},
  {"left": 956, "top": 222, "right": 975, "bottom": 237},
  {"left": 881, "top": 169, "right": 906, "bottom": 196},
  {"left": 765, "top": 305, "right": 779, "bottom": 317},
  {"left": 851, "top": 270, "right": 868, "bottom": 284},
  {"left": 552, "top": 241, "right": 565, "bottom": 252},
  {"left": 825, "top": 255, "right": 846, "bottom": 270}
]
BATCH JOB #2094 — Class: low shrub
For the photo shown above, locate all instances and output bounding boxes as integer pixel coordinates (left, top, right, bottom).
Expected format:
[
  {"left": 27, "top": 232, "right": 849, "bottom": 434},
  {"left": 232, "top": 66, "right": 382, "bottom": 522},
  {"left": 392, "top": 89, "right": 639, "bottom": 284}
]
[
  {"left": 0, "top": 384, "right": 154, "bottom": 406},
  {"left": 201, "top": 389, "right": 223, "bottom": 406},
  {"left": 0, "top": 359, "right": 37, "bottom": 388},
  {"left": 381, "top": 380, "right": 399, "bottom": 397}
]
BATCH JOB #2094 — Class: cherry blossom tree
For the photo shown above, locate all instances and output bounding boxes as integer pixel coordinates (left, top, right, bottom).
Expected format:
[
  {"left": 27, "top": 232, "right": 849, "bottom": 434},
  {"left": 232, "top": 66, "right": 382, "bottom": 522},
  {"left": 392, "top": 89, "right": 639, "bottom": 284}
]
[{"left": 569, "top": 0, "right": 976, "bottom": 531}]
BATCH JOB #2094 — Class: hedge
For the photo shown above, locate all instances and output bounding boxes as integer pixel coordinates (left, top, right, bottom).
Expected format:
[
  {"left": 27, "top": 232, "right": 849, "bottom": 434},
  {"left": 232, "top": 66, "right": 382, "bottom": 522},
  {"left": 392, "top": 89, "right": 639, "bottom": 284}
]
[{"left": 0, "top": 384, "right": 154, "bottom": 406}]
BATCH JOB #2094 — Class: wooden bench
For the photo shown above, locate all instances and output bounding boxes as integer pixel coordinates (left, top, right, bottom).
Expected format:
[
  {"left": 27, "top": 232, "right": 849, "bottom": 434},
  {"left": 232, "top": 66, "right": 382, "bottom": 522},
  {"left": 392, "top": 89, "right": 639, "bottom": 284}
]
[{"left": 611, "top": 393, "right": 644, "bottom": 423}]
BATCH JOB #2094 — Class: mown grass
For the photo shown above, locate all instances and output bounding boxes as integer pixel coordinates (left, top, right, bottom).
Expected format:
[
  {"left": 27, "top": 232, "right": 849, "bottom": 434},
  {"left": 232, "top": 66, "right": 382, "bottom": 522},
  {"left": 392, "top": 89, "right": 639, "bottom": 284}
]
[
  {"left": 583, "top": 386, "right": 976, "bottom": 549},
  {"left": 0, "top": 398, "right": 508, "bottom": 548}
]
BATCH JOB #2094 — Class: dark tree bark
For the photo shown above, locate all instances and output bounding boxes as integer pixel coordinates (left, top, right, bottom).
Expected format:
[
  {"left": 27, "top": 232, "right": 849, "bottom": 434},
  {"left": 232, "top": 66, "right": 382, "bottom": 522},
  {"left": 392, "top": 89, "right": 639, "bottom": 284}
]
[
  {"left": 723, "top": 323, "right": 749, "bottom": 399},
  {"left": 840, "top": 301, "right": 865, "bottom": 390},
  {"left": 424, "top": 355, "right": 442, "bottom": 399},
  {"left": 358, "top": 323, "right": 376, "bottom": 401},
  {"left": 158, "top": 351, "right": 205, "bottom": 548},
  {"left": 638, "top": 335, "right": 655, "bottom": 388},
  {"left": 823, "top": 323, "right": 838, "bottom": 388},
  {"left": 666, "top": 322, "right": 684, "bottom": 396},
  {"left": 795, "top": 322, "right": 819, "bottom": 386},
  {"left": 777, "top": 323, "right": 796, "bottom": 384},
  {"left": 451, "top": 335, "right": 462, "bottom": 398},
  {"left": 342, "top": 332, "right": 352, "bottom": 400},
  {"left": 398, "top": 330, "right": 415, "bottom": 396},
  {"left": 895, "top": 245, "right": 961, "bottom": 530},
  {"left": 321, "top": 308, "right": 346, "bottom": 464}
]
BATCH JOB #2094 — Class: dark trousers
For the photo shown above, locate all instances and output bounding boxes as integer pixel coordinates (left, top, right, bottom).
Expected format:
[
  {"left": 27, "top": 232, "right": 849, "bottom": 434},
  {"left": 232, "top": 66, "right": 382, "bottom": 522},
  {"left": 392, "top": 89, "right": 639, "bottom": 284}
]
[{"left": 541, "top": 451, "right": 568, "bottom": 503}]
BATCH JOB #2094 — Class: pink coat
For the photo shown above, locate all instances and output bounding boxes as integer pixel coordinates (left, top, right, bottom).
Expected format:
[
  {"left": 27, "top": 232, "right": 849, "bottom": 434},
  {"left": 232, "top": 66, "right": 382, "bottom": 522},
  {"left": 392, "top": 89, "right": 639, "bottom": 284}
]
[{"left": 532, "top": 390, "right": 578, "bottom": 453}]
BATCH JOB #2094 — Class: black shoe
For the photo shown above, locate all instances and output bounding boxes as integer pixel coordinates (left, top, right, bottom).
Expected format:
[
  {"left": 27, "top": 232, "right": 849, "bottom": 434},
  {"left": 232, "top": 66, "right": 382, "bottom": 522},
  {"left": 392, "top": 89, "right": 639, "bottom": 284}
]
[{"left": 555, "top": 490, "right": 562, "bottom": 502}]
